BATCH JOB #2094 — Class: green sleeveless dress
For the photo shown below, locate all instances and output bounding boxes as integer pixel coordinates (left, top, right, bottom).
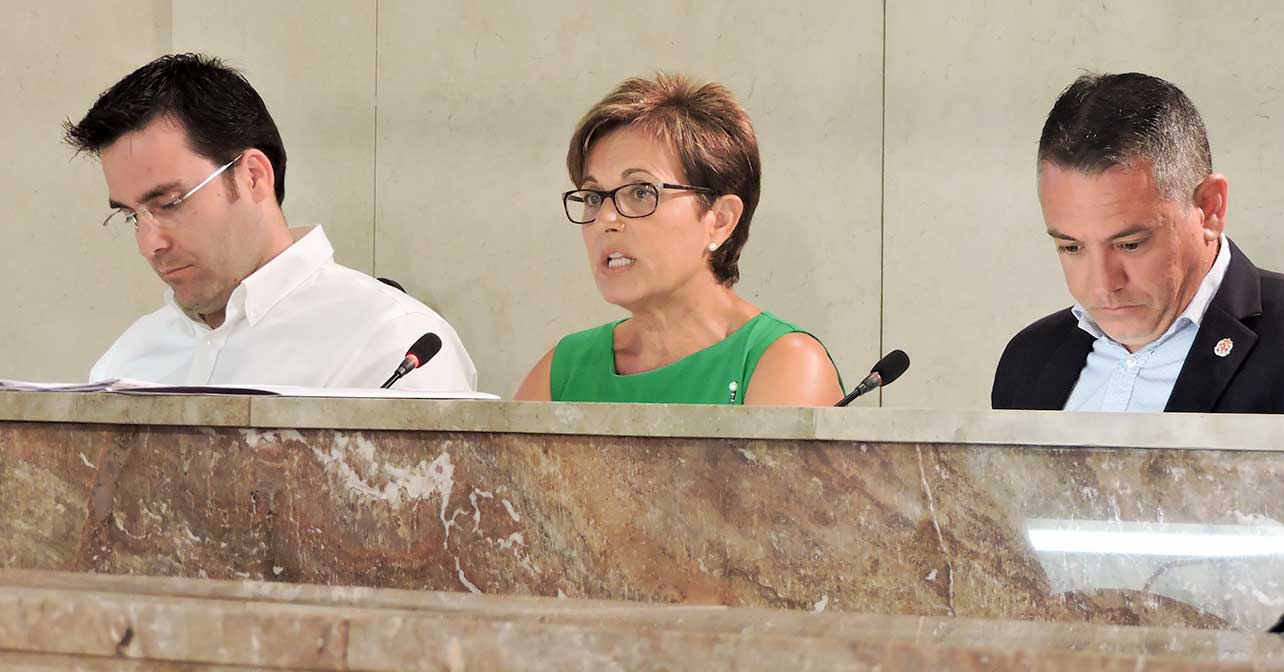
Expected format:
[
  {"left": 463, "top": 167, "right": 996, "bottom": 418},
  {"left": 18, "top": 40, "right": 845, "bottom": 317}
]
[{"left": 549, "top": 312, "right": 842, "bottom": 404}]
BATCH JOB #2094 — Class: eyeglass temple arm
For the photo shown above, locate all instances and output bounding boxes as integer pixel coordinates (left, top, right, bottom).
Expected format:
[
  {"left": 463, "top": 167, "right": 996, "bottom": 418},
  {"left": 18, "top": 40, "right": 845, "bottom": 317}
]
[
  {"left": 177, "top": 153, "right": 244, "bottom": 202},
  {"left": 660, "top": 183, "right": 716, "bottom": 194}
]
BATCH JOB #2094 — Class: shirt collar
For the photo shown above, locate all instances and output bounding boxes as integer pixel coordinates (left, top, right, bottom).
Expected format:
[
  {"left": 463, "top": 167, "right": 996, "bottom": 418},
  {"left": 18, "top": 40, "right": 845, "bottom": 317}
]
[
  {"left": 240, "top": 226, "right": 333, "bottom": 326},
  {"left": 164, "top": 226, "right": 334, "bottom": 332},
  {"left": 164, "top": 288, "right": 207, "bottom": 334},
  {"left": 1071, "top": 234, "right": 1233, "bottom": 345}
]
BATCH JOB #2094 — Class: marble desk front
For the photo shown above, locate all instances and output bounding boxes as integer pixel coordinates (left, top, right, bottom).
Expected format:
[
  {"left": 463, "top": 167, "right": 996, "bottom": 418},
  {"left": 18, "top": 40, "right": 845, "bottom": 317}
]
[{"left": 1, "top": 392, "right": 1281, "bottom": 631}]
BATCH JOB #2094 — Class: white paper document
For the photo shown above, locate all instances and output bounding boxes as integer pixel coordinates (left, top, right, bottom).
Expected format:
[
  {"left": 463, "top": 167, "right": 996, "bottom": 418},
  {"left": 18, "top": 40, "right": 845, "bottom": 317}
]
[
  {"left": 0, "top": 378, "right": 498, "bottom": 400},
  {"left": 0, "top": 378, "right": 155, "bottom": 393}
]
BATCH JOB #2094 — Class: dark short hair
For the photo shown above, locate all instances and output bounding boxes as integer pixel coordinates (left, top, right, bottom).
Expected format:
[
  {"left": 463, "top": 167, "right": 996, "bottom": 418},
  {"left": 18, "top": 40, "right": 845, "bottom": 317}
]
[
  {"left": 568, "top": 73, "right": 761, "bottom": 286},
  {"left": 1038, "top": 72, "right": 1211, "bottom": 202},
  {"left": 64, "top": 53, "right": 287, "bottom": 205}
]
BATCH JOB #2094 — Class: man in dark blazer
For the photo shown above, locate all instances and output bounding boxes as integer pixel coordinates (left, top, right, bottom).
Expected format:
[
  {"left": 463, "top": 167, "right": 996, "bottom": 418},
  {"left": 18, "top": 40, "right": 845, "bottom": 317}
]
[{"left": 992, "top": 73, "right": 1284, "bottom": 413}]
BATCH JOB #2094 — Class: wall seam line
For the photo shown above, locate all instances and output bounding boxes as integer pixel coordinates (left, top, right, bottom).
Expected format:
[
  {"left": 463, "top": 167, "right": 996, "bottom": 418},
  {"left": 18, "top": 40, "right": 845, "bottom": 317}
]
[
  {"left": 372, "top": 0, "right": 380, "bottom": 277},
  {"left": 878, "top": 0, "right": 887, "bottom": 407}
]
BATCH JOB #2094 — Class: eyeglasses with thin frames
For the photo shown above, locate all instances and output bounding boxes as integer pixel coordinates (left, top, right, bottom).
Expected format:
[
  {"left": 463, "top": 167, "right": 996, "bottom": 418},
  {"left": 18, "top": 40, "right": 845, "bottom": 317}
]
[
  {"left": 562, "top": 181, "right": 715, "bottom": 225},
  {"left": 102, "top": 152, "right": 244, "bottom": 231}
]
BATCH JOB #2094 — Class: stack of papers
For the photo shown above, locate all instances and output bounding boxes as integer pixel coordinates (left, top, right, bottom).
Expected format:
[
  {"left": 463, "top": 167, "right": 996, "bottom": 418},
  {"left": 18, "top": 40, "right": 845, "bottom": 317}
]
[
  {"left": 0, "top": 378, "right": 498, "bottom": 400},
  {"left": 0, "top": 378, "right": 153, "bottom": 393}
]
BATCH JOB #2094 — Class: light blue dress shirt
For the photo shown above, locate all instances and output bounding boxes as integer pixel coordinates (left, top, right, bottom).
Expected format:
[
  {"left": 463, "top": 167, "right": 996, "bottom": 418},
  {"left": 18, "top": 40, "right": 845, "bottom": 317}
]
[{"left": 1064, "top": 237, "right": 1232, "bottom": 412}]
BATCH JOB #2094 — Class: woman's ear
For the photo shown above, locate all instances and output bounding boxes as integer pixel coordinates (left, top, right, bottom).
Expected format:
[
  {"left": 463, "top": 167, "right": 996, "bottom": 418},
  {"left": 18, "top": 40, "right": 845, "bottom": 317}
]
[{"left": 706, "top": 194, "right": 744, "bottom": 249}]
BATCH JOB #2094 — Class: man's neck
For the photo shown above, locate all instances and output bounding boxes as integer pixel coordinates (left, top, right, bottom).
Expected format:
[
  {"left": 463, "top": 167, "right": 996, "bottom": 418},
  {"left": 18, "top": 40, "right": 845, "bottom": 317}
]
[
  {"left": 192, "top": 215, "right": 297, "bottom": 331},
  {"left": 253, "top": 212, "right": 296, "bottom": 276},
  {"left": 200, "top": 309, "right": 227, "bottom": 329}
]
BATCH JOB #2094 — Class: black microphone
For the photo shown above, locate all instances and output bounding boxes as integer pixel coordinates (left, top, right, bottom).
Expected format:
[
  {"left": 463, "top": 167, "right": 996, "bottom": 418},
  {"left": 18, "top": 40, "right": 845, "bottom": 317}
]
[
  {"left": 380, "top": 333, "right": 443, "bottom": 389},
  {"left": 835, "top": 349, "right": 910, "bottom": 407}
]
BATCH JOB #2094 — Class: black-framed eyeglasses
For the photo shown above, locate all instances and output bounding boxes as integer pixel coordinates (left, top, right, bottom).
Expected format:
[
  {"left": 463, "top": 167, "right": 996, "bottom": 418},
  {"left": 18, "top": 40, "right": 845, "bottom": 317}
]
[
  {"left": 562, "top": 182, "right": 716, "bottom": 225},
  {"left": 102, "top": 153, "right": 244, "bottom": 231}
]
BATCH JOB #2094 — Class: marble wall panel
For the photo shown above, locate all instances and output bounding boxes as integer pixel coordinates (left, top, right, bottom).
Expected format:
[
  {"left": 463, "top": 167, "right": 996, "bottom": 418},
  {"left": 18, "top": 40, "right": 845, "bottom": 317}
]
[
  {"left": 4, "top": 420, "right": 1281, "bottom": 630},
  {"left": 171, "top": 0, "right": 378, "bottom": 273},
  {"left": 374, "top": 0, "right": 884, "bottom": 397},
  {"left": 882, "top": 0, "right": 1284, "bottom": 409},
  {"left": 0, "top": 2, "right": 171, "bottom": 381}
]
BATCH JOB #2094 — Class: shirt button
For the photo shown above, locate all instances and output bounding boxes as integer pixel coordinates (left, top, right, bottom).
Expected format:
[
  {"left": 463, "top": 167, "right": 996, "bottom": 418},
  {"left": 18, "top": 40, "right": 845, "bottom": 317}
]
[{"left": 1126, "top": 357, "right": 1138, "bottom": 368}]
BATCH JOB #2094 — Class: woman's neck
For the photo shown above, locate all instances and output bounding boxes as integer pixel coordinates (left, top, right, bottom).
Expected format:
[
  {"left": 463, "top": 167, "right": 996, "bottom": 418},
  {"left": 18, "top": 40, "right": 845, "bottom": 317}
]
[{"left": 614, "top": 278, "right": 758, "bottom": 374}]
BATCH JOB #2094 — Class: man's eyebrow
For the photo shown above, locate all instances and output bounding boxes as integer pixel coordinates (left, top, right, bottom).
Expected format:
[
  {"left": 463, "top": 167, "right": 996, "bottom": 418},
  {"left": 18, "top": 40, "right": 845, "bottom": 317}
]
[
  {"left": 108, "top": 181, "right": 183, "bottom": 210},
  {"left": 1045, "top": 225, "right": 1153, "bottom": 242},
  {"left": 1107, "top": 226, "right": 1151, "bottom": 241}
]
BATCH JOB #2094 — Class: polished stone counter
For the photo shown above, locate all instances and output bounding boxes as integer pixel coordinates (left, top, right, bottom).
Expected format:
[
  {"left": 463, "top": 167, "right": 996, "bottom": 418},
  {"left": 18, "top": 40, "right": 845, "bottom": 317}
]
[
  {"left": 3, "top": 569, "right": 1281, "bottom": 670},
  {"left": 2, "top": 390, "right": 1284, "bottom": 449},
  {"left": 2, "top": 391, "right": 1282, "bottom": 634}
]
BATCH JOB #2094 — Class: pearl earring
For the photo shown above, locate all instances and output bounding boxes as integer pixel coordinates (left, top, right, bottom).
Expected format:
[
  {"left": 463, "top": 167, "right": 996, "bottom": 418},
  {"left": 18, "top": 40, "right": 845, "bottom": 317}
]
[{"left": 708, "top": 242, "right": 719, "bottom": 252}]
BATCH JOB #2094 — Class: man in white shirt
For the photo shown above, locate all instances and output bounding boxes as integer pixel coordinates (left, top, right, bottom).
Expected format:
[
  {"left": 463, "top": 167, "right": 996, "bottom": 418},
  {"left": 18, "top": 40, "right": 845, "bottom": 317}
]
[
  {"left": 992, "top": 72, "right": 1284, "bottom": 413},
  {"left": 66, "top": 54, "right": 476, "bottom": 391}
]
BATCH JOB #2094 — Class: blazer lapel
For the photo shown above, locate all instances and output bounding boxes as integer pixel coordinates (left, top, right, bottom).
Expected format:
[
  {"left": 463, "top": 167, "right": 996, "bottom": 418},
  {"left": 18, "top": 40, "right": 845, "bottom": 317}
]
[
  {"left": 1165, "top": 241, "right": 1263, "bottom": 412},
  {"left": 1024, "top": 328, "right": 1095, "bottom": 410}
]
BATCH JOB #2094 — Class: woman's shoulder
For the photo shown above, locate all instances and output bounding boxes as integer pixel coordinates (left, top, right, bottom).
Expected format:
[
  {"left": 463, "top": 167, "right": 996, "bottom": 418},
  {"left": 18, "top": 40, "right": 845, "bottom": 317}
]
[
  {"left": 741, "top": 311, "right": 810, "bottom": 347},
  {"left": 749, "top": 310, "right": 802, "bottom": 332},
  {"left": 747, "top": 311, "right": 837, "bottom": 359},
  {"left": 555, "top": 320, "right": 621, "bottom": 354},
  {"left": 552, "top": 319, "right": 624, "bottom": 377},
  {"left": 742, "top": 311, "right": 842, "bottom": 377},
  {"left": 743, "top": 312, "right": 845, "bottom": 403},
  {"left": 733, "top": 310, "right": 809, "bottom": 370},
  {"left": 550, "top": 320, "right": 625, "bottom": 401}
]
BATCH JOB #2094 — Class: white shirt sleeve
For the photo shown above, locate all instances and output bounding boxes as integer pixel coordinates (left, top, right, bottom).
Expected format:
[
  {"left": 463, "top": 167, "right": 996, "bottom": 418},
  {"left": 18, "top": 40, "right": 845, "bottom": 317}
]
[
  {"left": 88, "top": 317, "right": 143, "bottom": 382},
  {"left": 329, "top": 311, "right": 478, "bottom": 391},
  {"left": 88, "top": 349, "right": 113, "bottom": 382}
]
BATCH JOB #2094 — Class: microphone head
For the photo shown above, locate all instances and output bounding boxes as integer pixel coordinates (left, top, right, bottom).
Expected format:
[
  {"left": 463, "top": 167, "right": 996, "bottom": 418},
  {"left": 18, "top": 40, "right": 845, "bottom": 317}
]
[
  {"left": 872, "top": 349, "right": 910, "bottom": 387},
  {"left": 405, "top": 332, "right": 443, "bottom": 370}
]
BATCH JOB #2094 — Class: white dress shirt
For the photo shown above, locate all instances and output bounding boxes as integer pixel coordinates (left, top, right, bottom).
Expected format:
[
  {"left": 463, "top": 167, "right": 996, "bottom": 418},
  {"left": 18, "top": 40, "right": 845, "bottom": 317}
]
[
  {"left": 1064, "top": 236, "right": 1231, "bottom": 412},
  {"left": 91, "top": 227, "right": 477, "bottom": 391}
]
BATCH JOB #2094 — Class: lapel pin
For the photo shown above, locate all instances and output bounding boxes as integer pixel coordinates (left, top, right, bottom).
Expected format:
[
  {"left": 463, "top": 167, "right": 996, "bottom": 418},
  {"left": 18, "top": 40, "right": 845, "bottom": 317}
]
[{"left": 1214, "top": 338, "right": 1233, "bottom": 358}]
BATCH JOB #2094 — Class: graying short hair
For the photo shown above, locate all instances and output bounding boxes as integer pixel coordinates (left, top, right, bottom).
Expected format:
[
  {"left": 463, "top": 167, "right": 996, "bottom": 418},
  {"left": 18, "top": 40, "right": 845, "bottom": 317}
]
[{"left": 1037, "top": 72, "right": 1211, "bottom": 202}]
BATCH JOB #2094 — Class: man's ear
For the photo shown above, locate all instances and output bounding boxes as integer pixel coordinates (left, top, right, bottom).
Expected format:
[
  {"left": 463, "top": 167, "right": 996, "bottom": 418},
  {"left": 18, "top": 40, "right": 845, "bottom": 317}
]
[
  {"left": 1193, "top": 173, "right": 1228, "bottom": 242},
  {"left": 239, "top": 148, "right": 277, "bottom": 205}
]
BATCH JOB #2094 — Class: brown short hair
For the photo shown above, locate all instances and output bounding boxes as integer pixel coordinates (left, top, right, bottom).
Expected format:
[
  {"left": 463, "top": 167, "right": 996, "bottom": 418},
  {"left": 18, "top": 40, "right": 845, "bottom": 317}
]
[{"left": 567, "top": 73, "right": 761, "bottom": 286}]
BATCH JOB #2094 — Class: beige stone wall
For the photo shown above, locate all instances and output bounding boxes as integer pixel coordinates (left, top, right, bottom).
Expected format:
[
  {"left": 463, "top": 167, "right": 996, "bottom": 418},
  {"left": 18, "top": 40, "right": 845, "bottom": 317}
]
[
  {"left": 172, "top": 1, "right": 378, "bottom": 274},
  {"left": 882, "top": 1, "right": 1284, "bottom": 409},
  {"left": 5, "top": 1, "right": 1282, "bottom": 405},
  {"left": 1, "top": 1, "right": 171, "bottom": 381},
  {"left": 371, "top": 0, "right": 883, "bottom": 401}
]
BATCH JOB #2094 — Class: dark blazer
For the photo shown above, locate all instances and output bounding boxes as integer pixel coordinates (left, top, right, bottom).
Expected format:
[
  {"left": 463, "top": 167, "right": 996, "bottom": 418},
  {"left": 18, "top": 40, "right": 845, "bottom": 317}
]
[{"left": 992, "top": 241, "right": 1284, "bottom": 413}]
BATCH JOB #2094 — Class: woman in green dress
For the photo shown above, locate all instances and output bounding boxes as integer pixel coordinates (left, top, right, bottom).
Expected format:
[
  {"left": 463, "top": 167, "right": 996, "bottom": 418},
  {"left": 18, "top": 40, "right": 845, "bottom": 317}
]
[{"left": 515, "top": 74, "right": 843, "bottom": 405}]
